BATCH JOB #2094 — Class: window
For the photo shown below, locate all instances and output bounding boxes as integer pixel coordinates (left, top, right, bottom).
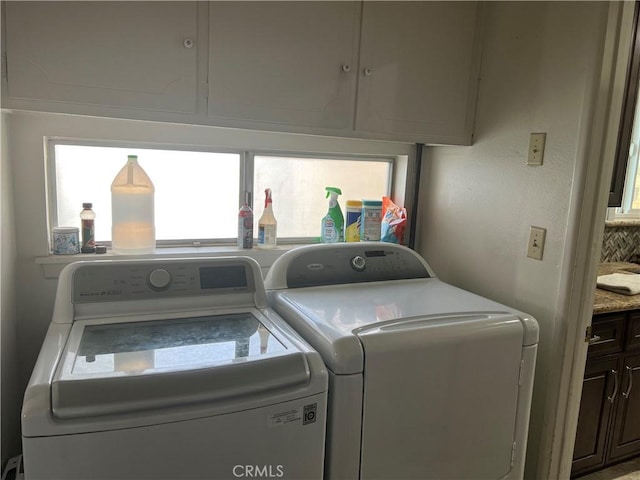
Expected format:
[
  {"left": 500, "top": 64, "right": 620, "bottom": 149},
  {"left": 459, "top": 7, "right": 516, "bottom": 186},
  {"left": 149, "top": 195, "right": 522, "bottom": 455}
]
[
  {"left": 254, "top": 155, "right": 390, "bottom": 239},
  {"left": 611, "top": 1, "right": 640, "bottom": 218},
  {"left": 53, "top": 144, "right": 240, "bottom": 241},
  {"left": 620, "top": 97, "right": 640, "bottom": 215},
  {"left": 613, "top": 74, "right": 640, "bottom": 218},
  {"left": 49, "top": 141, "right": 394, "bottom": 246}
]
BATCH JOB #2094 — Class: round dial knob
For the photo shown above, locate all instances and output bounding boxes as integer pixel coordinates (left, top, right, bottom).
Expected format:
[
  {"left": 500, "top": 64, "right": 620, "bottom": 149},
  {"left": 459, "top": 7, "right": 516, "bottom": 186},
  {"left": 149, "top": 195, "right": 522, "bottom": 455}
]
[
  {"left": 350, "top": 255, "right": 366, "bottom": 272},
  {"left": 148, "top": 268, "right": 172, "bottom": 290}
]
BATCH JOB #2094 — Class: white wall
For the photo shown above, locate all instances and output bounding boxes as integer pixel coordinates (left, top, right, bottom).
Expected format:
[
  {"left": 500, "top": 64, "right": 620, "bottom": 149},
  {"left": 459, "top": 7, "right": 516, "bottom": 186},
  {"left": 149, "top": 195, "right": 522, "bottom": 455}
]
[
  {"left": 1, "top": 112, "right": 21, "bottom": 467},
  {"left": 416, "top": 2, "right": 610, "bottom": 478}
]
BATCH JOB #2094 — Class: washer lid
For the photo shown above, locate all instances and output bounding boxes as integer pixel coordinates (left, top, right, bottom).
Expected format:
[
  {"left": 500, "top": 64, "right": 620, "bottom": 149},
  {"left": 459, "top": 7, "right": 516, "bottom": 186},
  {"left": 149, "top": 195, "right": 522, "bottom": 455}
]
[
  {"left": 270, "top": 278, "right": 538, "bottom": 374},
  {"left": 52, "top": 311, "right": 310, "bottom": 418}
]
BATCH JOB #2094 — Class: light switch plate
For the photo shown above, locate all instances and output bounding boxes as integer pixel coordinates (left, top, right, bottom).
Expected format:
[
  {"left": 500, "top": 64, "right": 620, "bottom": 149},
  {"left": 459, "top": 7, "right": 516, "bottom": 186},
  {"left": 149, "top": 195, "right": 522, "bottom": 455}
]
[
  {"left": 527, "top": 226, "right": 546, "bottom": 260},
  {"left": 527, "top": 133, "right": 546, "bottom": 166}
]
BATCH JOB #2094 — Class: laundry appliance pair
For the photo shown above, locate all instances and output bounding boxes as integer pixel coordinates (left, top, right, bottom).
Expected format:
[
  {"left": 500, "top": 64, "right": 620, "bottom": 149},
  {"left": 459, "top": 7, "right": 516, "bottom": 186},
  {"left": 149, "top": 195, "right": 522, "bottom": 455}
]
[{"left": 23, "top": 243, "right": 538, "bottom": 480}]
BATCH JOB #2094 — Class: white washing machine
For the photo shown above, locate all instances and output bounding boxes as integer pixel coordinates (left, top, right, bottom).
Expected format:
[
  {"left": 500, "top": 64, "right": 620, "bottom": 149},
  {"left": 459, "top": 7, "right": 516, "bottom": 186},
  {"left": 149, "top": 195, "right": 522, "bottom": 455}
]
[
  {"left": 264, "top": 243, "right": 539, "bottom": 480},
  {"left": 22, "top": 256, "right": 327, "bottom": 480}
]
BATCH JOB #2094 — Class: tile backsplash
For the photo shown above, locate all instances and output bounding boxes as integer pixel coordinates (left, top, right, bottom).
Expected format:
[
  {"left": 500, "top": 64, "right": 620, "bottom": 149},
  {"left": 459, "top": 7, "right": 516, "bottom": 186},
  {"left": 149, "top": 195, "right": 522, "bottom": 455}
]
[{"left": 601, "top": 221, "right": 640, "bottom": 262}]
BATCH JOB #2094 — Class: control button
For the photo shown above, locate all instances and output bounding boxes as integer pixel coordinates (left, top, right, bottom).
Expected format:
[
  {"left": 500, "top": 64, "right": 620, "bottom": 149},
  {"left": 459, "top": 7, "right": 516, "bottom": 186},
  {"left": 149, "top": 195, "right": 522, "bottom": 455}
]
[
  {"left": 350, "top": 255, "right": 366, "bottom": 272},
  {"left": 148, "top": 268, "right": 172, "bottom": 291}
]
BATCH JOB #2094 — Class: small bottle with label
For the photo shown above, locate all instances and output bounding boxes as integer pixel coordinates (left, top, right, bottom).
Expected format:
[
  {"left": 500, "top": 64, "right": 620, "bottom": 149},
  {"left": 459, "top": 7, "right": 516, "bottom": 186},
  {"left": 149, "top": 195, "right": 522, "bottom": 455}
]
[
  {"left": 80, "top": 202, "right": 96, "bottom": 253},
  {"left": 257, "top": 188, "right": 277, "bottom": 249},
  {"left": 238, "top": 192, "right": 254, "bottom": 249}
]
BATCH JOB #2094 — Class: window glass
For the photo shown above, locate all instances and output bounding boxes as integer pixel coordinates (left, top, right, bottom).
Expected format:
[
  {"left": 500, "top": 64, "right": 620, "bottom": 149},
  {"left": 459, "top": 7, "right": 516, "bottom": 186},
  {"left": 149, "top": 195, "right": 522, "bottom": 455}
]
[
  {"left": 51, "top": 144, "right": 395, "bottom": 245},
  {"left": 254, "top": 155, "right": 391, "bottom": 239},
  {"left": 54, "top": 145, "right": 240, "bottom": 241},
  {"left": 618, "top": 83, "right": 640, "bottom": 214}
]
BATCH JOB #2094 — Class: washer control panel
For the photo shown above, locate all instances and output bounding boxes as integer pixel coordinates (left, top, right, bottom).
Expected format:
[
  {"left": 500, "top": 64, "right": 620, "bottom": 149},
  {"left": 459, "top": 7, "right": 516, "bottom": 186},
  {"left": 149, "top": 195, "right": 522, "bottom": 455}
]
[{"left": 72, "top": 259, "right": 255, "bottom": 304}]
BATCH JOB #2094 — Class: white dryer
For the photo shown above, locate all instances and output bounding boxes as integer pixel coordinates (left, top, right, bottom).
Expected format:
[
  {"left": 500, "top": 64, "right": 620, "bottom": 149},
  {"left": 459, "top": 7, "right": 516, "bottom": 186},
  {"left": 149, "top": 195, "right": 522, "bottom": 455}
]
[
  {"left": 265, "top": 243, "right": 539, "bottom": 480},
  {"left": 22, "top": 256, "right": 327, "bottom": 480}
]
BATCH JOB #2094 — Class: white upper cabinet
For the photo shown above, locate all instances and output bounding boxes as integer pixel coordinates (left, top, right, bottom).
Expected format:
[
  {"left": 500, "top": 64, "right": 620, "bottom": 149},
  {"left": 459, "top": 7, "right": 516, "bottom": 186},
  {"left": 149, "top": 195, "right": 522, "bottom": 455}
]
[
  {"left": 355, "top": 2, "right": 481, "bottom": 144},
  {"left": 4, "top": 2, "right": 198, "bottom": 113},
  {"left": 206, "top": 1, "right": 481, "bottom": 144},
  {"left": 207, "top": 2, "right": 360, "bottom": 130},
  {"left": 1, "top": 1, "right": 482, "bottom": 145}
]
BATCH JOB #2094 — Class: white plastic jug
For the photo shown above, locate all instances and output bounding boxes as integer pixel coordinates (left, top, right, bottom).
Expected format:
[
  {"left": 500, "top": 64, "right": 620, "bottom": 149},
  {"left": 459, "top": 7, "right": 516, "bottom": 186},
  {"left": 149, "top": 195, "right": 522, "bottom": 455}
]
[{"left": 111, "top": 155, "right": 155, "bottom": 254}]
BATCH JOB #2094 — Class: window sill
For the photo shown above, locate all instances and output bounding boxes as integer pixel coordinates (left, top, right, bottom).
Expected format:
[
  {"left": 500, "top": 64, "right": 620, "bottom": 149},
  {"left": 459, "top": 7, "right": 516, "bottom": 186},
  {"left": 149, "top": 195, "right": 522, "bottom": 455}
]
[{"left": 35, "top": 245, "right": 299, "bottom": 279}]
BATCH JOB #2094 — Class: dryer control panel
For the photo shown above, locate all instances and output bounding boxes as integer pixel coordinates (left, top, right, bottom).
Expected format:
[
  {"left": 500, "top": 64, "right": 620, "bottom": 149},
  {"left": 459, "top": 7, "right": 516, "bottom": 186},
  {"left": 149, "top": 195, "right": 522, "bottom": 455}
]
[{"left": 267, "top": 243, "right": 431, "bottom": 289}]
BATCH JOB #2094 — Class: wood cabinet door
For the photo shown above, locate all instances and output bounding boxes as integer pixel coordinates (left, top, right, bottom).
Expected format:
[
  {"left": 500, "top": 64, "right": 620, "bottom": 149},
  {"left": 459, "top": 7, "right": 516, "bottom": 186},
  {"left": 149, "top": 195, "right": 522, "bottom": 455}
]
[
  {"left": 207, "top": 2, "right": 360, "bottom": 130},
  {"left": 4, "top": 2, "right": 198, "bottom": 113},
  {"left": 608, "top": 353, "right": 640, "bottom": 461},
  {"left": 355, "top": 1, "right": 481, "bottom": 144},
  {"left": 572, "top": 356, "right": 619, "bottom": 475}
]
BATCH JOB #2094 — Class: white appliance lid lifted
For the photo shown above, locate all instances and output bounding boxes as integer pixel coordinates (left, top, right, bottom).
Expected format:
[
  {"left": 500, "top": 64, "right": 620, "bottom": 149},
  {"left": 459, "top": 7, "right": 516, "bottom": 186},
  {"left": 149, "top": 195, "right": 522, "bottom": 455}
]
[{"left": 265, "top": 243, "right": 539, "bottom": 375}]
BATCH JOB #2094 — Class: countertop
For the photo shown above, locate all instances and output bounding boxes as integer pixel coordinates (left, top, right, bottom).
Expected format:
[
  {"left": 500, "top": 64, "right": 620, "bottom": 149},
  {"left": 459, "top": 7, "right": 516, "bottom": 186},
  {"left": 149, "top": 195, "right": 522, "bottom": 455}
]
[{"left": 593, "top": 262, "right": 640, "bottom": 314}]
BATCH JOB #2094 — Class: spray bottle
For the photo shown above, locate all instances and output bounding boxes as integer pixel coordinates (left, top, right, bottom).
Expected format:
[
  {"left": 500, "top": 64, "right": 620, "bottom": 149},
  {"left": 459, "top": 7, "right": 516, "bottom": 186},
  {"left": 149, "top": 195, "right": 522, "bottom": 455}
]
[
  {"left": 321, "top": 187, "right": 344, "bottom": 243},
  {"left": 257, "top": 188, "right": 277, "bottom": 249}
]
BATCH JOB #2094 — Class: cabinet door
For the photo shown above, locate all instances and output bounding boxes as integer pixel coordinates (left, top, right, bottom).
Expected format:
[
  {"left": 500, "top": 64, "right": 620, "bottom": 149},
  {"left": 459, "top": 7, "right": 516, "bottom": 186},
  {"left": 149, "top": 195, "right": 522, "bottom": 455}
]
[
  {"left": 4, "top": 2, "right": 197, "bottom": 113},
  {"left": 571, "top": 357, "right": 619, "bottom": 475},
  {"left": 356, "top": 1, "right": 480, "bottom": 144},
  {"left": 208, "top": 2, "right": 359, "bottom": 130},
  {"left": 608, "top": 354, "right": 640, "bottom": 461}
]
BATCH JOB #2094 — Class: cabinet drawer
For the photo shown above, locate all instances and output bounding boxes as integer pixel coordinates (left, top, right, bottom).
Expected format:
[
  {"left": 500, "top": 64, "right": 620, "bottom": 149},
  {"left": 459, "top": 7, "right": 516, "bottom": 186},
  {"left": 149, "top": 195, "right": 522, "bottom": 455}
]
[
  {"left": 627, "top": 313, "right": 640, "bottom": 351},
  {"left": 588, "top": 314, "right": 626, "bottom": 357}
]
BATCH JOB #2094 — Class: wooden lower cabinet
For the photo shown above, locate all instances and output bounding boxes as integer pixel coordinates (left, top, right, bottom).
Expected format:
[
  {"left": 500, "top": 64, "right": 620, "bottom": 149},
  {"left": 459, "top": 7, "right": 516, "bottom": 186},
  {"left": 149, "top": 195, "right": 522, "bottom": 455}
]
[
  {"left": 609, "top": 354, "right": 640, "bottom": 461},
  {"left": 572, "top": 312, "right": 640, "bottom": 477},
  {"left": 572, "top": 357, "right": 618, "bottom": 473}
]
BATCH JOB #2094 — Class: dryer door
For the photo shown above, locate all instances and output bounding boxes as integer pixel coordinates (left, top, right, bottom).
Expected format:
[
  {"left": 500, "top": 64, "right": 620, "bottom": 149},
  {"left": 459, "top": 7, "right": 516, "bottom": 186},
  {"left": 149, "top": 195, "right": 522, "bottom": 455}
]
[{"left": 357, "top": 313, "right": 524, "bottom": 480}]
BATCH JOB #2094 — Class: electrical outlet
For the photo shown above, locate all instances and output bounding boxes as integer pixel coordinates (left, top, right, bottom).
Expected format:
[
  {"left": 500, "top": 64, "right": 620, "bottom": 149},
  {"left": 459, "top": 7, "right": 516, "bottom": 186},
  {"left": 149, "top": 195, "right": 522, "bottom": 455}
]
[
  {"left": 527, "top": 226, "right": 546, "bottom": 260},
  {"left": 527, "top": 133, "right": 546, "bottom": 166}
]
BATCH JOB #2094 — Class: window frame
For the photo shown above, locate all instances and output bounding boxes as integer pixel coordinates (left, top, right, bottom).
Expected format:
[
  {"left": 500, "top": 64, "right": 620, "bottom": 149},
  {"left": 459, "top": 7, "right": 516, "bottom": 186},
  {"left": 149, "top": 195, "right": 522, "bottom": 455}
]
[
  {"left": 610, "top": 1, "right": 640, "bottom": 218},
  {"left": 45, "top": 137, "right": 399, "bottom": 248}
]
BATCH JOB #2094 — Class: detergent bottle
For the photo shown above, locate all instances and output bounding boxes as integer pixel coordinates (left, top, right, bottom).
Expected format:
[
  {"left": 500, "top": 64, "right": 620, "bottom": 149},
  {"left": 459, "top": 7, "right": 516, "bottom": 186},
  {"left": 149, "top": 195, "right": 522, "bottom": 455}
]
[
  {"left": 111, "top": 155, "right": 155, "bottom": 254},
  {"left": 321, "top": 187, "right": 344, "bottom": 243}
]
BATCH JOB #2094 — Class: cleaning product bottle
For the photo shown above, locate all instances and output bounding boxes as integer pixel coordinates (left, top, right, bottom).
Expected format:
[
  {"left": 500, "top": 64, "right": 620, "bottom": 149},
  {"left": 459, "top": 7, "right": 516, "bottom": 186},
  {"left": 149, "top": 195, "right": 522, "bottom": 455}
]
[
  {"left": 238, "top": 193, "right": 254, "bottom": 249},
  {"left": 321, "top": 187, "right": 344, "bottom": 243},
  {"left": 345, "top": 200, "right": 362, "bottom": 242},
  {"left": 257, "top": 188, "right": 277, "bottom": 249},
  {"left": 111, "top": 154, "right": 155, "bottom": 254}
]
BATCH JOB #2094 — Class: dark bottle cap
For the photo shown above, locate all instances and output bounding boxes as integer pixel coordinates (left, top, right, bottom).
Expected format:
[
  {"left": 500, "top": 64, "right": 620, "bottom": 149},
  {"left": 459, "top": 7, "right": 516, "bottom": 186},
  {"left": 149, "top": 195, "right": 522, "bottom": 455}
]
[
  {"left": 82, "top": 202, "right": 93, "bottom": 209},
  {"left": 81, "top": 246, "right": 96, "bottom": 254},
  {"left": 95, "top": 245, "right": 107, "bottom": 254}
]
